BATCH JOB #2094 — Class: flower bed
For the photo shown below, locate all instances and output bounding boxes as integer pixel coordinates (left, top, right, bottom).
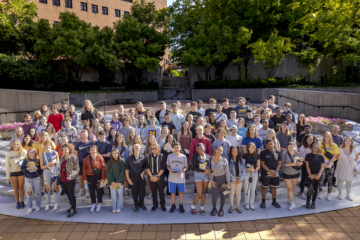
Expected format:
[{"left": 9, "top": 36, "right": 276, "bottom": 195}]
[
  {"left": 306, "top": 116, "right": 346, "bottom": 133},
  {"left": 0, "top": 122, "right": 25, "bottom": 139}
]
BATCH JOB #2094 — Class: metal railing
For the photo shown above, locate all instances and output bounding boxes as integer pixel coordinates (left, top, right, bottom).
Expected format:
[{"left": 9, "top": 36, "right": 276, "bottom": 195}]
[
  {"left": 92, "top": 99, "right": 109, "bottom": 116},
  {"left": 0, "top": 98, "right": 70, "bottom": 115}
]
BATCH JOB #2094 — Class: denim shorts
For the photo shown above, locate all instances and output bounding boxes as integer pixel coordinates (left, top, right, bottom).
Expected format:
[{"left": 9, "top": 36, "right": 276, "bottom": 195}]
[{"left": 194, "top": 171, "right": 210, "bottom": 182}]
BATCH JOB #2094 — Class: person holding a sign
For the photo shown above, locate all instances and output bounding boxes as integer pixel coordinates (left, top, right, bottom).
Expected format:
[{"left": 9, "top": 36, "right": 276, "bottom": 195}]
[{"left": 281, "top": 142, "right": 303, "bottom": 210}]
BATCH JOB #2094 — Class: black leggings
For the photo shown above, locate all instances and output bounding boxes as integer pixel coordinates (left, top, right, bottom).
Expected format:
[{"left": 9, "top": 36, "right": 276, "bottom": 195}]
[
  {"left": 300, "top": 164, "right": 308, "bottom": 192},
  {"left": 87, "top": 175, "right": 103, "bottom": 204},
  {"left": 306, "top": 179, "right": 319, "bottom": 203}
]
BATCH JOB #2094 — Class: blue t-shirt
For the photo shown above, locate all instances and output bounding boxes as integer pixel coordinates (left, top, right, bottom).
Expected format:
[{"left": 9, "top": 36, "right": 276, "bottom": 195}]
[
  {"left": 75, "top": 141, "right": 95, "bottom": 162},
  {"left": 95, "top": 140, "right": 112, "bottom": 163},
  {"left": 170, "top": 113, "right": 185, "bottom": 134},
  {"left": 212, "top": 139, "right": 231, "bottom": 159},
  {"left": 241, "top": 137, "right": 263, "bottom": 149},
  {"left": 234, "top": 105, "right": 251, "bottom": 118},
  {"left": 237, "top": 127, "right": 247, "bottom": 138}
]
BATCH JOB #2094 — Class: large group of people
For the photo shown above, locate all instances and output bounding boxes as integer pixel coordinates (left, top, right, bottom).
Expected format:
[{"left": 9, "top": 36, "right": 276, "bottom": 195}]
[{"left": 5, "top": 96, "right": 359, "bottom": 218}]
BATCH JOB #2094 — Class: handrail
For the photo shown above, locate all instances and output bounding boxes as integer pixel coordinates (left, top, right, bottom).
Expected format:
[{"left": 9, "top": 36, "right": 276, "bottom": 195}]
[
  {"left": 279, "top": 95, "right": 360, "bottom": 112},
  {"left": 92, "top": 99, "right": 109, "bottom": 116},
  {"left": 0, "top": 98, "right": 69, "bottom": 115}
]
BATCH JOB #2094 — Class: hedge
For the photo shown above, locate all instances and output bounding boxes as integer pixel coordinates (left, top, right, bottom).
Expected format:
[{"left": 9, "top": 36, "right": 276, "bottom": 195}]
[{"left": 193, "top": 78, "right": 291, "bottom": 89}]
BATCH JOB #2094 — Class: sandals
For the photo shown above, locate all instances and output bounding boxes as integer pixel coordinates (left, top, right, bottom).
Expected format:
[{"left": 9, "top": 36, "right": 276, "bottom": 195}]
[
  {"left": 228, "top": 207, "right": 233, "bottom": 213},
  {"left": 236, "top": 208, "right": 242, "bottom": 213}
]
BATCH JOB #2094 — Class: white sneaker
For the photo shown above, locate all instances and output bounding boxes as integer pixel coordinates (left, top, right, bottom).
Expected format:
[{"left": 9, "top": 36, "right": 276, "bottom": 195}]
[
  {"left": 76, "top": 189, "right": 84, "bottom": 198},
  {"left": 112, "top": 210, "right": 116, "bottom": 213},
  {"left": 85, "top": 189, "right": 90, "bottom": 198},
  {"left": 96, "top": 204, "right": 101, "bottom": 212},
  {"left": 299, "top": 193, "right": 307, "bottom": 200},
  {"left": 28, "top": 208, "right": 32, "bottom": 214},
  {"left": 337, "top": 194, "right": 343, "bottom": 200},
  {"left": 346, "top": 195, "right": 353, "bottom": 201},
  {"left": 147, "top": 193, "right": 152, "bottom": 199},
  {"left": 326, "top": 193, "right": 331, "bottom": 201},
  {"left": 90, "top": 205, "right": 96, "bottom": 213},
  {"left": 44, "top": 205, "right": 50, "bottom": 212},
  {"left": 250, "top": 204, "right": 255, "bottom": 210},
  {"left": 192, "top": 193, "right": 196, "bottom": 199},
  {"left": 288, "top": 202, "right": 296, "bottom": 210},
  {"left": 52, "top": 204, "right": 59, "bottom": 212},
  {"left": 35, "top": 207, "right": 40, "bottom": 212},
  {"left": 245, "top": 204, "right": 250, "bottom": 210},
  {"left": 317, "top": 192, "right": 323, "bottom": 199},
  {"left": 116, "top": 209, "right": 121, "bottom": 213},
  {"left": 288, "top": 199, "right": 292, "bottom": 205}
]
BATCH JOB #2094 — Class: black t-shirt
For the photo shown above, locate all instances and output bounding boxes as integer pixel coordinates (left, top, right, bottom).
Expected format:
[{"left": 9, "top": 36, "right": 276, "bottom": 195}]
[
  {"left": 260, "top": 149, "right": 281, "bottom": 175},
  {"left": 261, "top": 119, "right": 275, "bottom": 129},
  {"left": 81, "top": 109, "right": 98, "bottom": 128},
  {"left": 161, "top": 121, "right": 176, "bottom": 134},
  {"left": 270, "top": 115, "right": 286, "bottom": 129},
  {"left": 205, "top": 108, "right": 216, "bottom": 117},
  {"left": 242, "top": 153, "right": 259, "bottom": 167},
  {"left": 187, "top": 111, "right": 202, "bottom": 123},
  {"left": 204, "top": 133, "right": 216, "bottom": 143},
  {"left": 95, "top": 140, "right": 112, "bottom": 163},
  {"left": 222, "top": 107, "right": 234, "bottom": 119},
  {"left": 305, "top": 153, "right": 325, "bottom": 174},
  {"left": 125, "top": 155, "right": 149, "bottom": 181},
  {"left": 244, "top": 117, "right": 255, "bottom": 127}
]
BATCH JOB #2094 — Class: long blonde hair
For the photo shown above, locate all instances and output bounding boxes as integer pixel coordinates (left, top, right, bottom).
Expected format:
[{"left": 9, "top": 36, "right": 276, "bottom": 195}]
[
  {"left": 135, "top": 102, "right": 146, "bottom": 118},
  {"left": 265, "top": 129, "right": 280, "bottom": 150},
  {"left": 277, "top": 122, "right": 291, "bottom": 136},
  {"left": 91, "top": 118, "right": 102, "bottom": 138},
  {"left": 340, "top": 137, "right": 355, "bottom": 154},
  {"left": 26, "top": 147, "right": 39, "bottom": 164},
  {"left": 245, "top": 125, "right": 258, "bottom": 138},
  {"left": 137, "top": 115, "right": 147, "bottom": 128},
  {"left": 32, "top": 110, "right": 42, "bottom": 123},
  {"left": 146, "top": 135, "right": 158, "bottom": 153},
  {"left": 14, "top": 126, "right": 25, "bottom": 139},
  {"left": 9, "top": 139, "right": 24, "bottom": 157},
  {"left": 127, "top": 128, "right": 136, "bottom": 145},
  {"left": 39, "top": 131, "right": 50, "bottom": 144},
  {"left": 82, "top": 100, "right": 95, "bottom": 114},
  {"left": 321, "top": 131, "right": 335, "bottom": 147}
]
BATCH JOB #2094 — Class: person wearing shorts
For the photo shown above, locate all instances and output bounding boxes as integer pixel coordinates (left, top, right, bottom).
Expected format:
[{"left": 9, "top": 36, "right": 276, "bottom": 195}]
[{"left": 260, "top": 139, "right": 281, "bottom": 209}]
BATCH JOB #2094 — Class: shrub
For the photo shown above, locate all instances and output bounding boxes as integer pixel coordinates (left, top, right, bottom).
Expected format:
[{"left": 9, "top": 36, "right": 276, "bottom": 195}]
[
  {"left": 170, "top": 70, "right": 180, "bottom": 77},
  {"left": 193, "top": 77, "right": 291, "bottom": 89}
]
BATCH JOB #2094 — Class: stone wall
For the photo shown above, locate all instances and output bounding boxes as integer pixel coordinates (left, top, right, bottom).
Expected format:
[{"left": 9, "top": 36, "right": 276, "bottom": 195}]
[
  {"left": 0, "top": 89, "right": 69, "bottom": 124},
  {"left": 159, "top": 77, "right": 191, "bottom": 100}
]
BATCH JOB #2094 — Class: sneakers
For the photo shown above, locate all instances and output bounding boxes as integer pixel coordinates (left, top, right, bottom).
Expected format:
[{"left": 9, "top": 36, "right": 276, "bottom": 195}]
[
  {"left": 45, "top": 205, "right": 50, "bottom": 212},
  {"left": 191, "top": 208, "right": 196, "bottom": 214},
  {"left": 28, "top": 208, "right": 32, "bottom": 214},
  {"left": 272, "top": 202, "right": 281, "bottom": 208},
  {"left": 346, "top": 195, "right": 353, "bottom": 201},
  {"left": 112, "top": 210, "right": 116, "bottom": 213},
  {"left": 35, "top": 207, "right": 40, "bottom": 212},
  {"left": 179, "top": 204, "right": 185, "bottom": 213},
  {"left": 200, "top": 209, "right": 206, "bottom": 216},
  {"left": 20, "top": 202, "right": 25, "bottom": 209},
  {"left": 90, "top": 204, "right": 96, "bottom": 213},
  {"left": 147, "top": 193, "right": 152, "bottom": 199},
  {"left": 245, "top": 204, "right": 250, "bottom": 210},
  {"left": 326, "top": 193, "right": 331, "bottom": 201},
  {"left": 250, "top": 204, "right": 255, "bottom": 210},
  {"left": 170, "top": 204, "right": 176, "bottom": 213},
  {"left": 16, "top": 202, "right": 20, "bottom": 209},
  {"left": 211, "top": 208, "right": 217, "bottom": 216},
  {"left": 76, "top": 189, "right": 84, "bottom": 198},
  {"left": 218, "top": 209, "right": 224, "bottom": 217},
  {"left": 317, "top": 192, "right": 323, "bottom": 199},
  {"left": 96, "top": 204, "right": 101, "bottom": 212},
  {"left": 124, "top": 189, "right": 129, "bottom": 199},
  {"left": 116, "top": 209, "right": 121, "bottom": 213},
  {"left": 299, "top": 193, "right": 307, "bottom": 200},
  {"left": 288, "top": 199, "right": 292, "bottom": 205},
  {"left": 52, "top": 204, "right": 59, "bottom": 212},
  {"left": 337, "top": 194, "right": 343, "bottom": 200},
  {"left": 260, "top": 202, "right": 266, "bottom": 209},
  {"left": 288, "top": 202, "right": 295, "bottom": 210},
  {"left": 85, "top": 189, "right": 90, "bottom": 198}
]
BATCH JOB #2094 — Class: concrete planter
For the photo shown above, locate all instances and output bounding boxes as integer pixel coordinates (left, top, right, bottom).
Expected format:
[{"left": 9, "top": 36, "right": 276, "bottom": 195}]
[
  {"left": 309, "top": 122, "right": 345, "bottom": 135},
  {"left": 0, "top": 130, "right": 15, "bottom": 140}
]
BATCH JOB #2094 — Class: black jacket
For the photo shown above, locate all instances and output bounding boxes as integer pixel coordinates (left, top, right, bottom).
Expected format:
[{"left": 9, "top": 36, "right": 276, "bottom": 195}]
[
  {"left": 192, "top": 153, "right": 211, "bottom": 173},
  {"left": 155, "top": 110, "right": 171, "bottom": 123}
]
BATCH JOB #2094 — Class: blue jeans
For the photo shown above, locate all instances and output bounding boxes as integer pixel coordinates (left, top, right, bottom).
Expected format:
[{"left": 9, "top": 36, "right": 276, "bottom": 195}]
[
  {"left": 43, "top": 169, "right": 60, "bottom": 205},
  {"left": 110, "top": 185, "right": 124, "bottom": 211},
  {"left": 25, "top": 177, "right": 41, "bottom": 208}
]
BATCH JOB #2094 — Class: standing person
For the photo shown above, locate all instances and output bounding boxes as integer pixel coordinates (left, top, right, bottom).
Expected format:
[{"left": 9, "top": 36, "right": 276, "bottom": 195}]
[
  {"left": 177, "top": 121, "right": 192, "bottom": 179},
  {"left": 59, "top": 144, "right": 79, "bottom": 217},
  {"left": 208, "top": 113, "right": 218, "bottom": 134},
  {"left": 21, "top": 148, "right": 42, "bottom": 213},
  {"left": 281, "top": 142, "right": 303, "bottom": 210},
  {"left": 215, "top": 105, "right": 227, "bottom": 123},
  {"left": 226, "top": 125, "right": 242, "bottom": 147},
  {"left": 298, "top": 135, "right": 314, "bottom": 200},
  {"left": 212, "top": 128, "right": 231, "bottom": 160},
  {"left": 97, "top": 111, "right": 106, "bottom": 129},
  {"left": 22, "top": 114, "right": 38, "bottom": 135},
  {"left": 270, "top": 107, "right": 286, "bottom": 131},
  {"left": 296, "top": 114, "right": 307, "bottom": 138},
  {"left": 244, "top": 110, "right": 255, "bottom": 127},
  {"left": 125, "top": 144, "right": 148, "bottom": 212},
  {"left": 129, "top": 109, "right": 138, "bottom": 128},
  {"left": 318, "top": 131, "right": 340, "bottom": 201},
  {"left": 222, "top": 98, "right": 234, "bottom": 119},
  {"left": 209, "top": 146, "right": 230, "bottom": 217},
  {"left": 186, "top": 114, "right": 195, "bottom": 130},
  {"left": 61, "top": 110, "right": 77, "bottom": 129},
  {"left": 234, "top": 97, "right": 251, "bottom": 119},
  {"left": 142, "top": 116, "right": 162, "bottom": 142},
  {"left": 107, "top": 128, "right": 118, "bottom": 146},
  {"left": 157, "top": 127, "right": 170, "bottom": 149},
  {"left": 129, "top": 134, "right": 146, "bottom": 156},
  {"left": 330, "top": 125, "right": 343, "bottom": 187},
  {"left": 59, "top": 101, "right": 68, "bottom": 116},
  {"left": 282, "top": 103, "right": 295, "bottom": 123},
  {"left": 110, "top": 113, "right": 123, "bottom": 131},
  {"left": 216, "top": 119, "right": 230, "bottom": 137},
  {"left": 237, "top": 118, "right": 247, "bottom": 138},
  {"left": 170, "top": 103, "right": 185, "bottom": 140},
  {"left": 55, "top": 135, "right": 75, "bottom": 159},
  {"left": 297, "top": 124, "right": 318, "bottom": 148},
  {"left": 145, "top": 109, "right": 160, "bottom": 126},
  {"left": 69, "top": 104, "right": 79, "bottom": 129},
  {"left": 205, "top": 98, "right": 217, "bottom": 122},
  {"left": 260, "top": 139, "right": 282, "bottom": 209},
  {"left": 161, "top": 113, "right": 176, "bottom": 136},
  {"left": 6, "top": 140, "right": 27, "bottom": 209},
  {"left": 242, "top": 143, "right": 260, "bottom": 210},
  {"left": 260, "top": 110, "right": 275, "bottom": 129},
  {"left": 305, "top": 143, "right": 325, "bottom": 209},
  {"left": 81, "top": 100, "right": 98, "bottom": 128},
  {"left": 135, "top": 102, "right": 146, "bottom": 118},
  {"left": 34, "top": 131, "right": 56, "bottom": 156},
  {"left": 258, "top": 120, "right": 269, "bottom": 140},
  {"left": 227, "top": 111, "right": 238, "bottom": 129},
  {"left": 167, "top": 142, "right": 187, "bottom": 213},
  {"left": 36, "top": 116, "right": 48, "bottom": 135},
  {"left": 190, "top": 116, "right": 205, "bottom": 138},
  {"left": 22, "top": 134, "right": 33, "bottom": 152},
  {"left": 186, "top": 101, "right": 202, "bottom": 124},
  {"left": 276, "top": 122, "right": 294, "bottom": 150},
  {"left": 285, "top": 114, "right": 296, "bottom": 134},
  {"left": 119, "top": 116, "right": 135, "bottom": 142},
  {"left": 253, "top": 115, "right": 263, "bottom": 130},
  {"left": 117, "top": 105, "right": 129, "bottom": 123},
  {"left": 241, "top": 125, "right": 262, "bottom": 154},
  {"left": 40, "top": 141, "right": 60, "bottom": 212},
  {"left": 136, "top": 116, "right": 147, "bottom": 140},
  {"left": 228, "top": 146, "right": 245, "bottom": 214},
  {"left": 96, "top": 131, "right": 112, "bottom": 164},
  {"left": 83, "top": 145, "right": 106, "bottom": 212},
  {"left": 197, "top": 100, "right": 206, "bottom": 118},
  {"left": 106, "top": 149, "right": 125, "bottom": 213},
  {"left": 46, "top": 123, "right": 56, "bottom": 142},
  {"left": 40, "top": 104, "right": 49, "bottom": 115},
  {"left": 255, "top": 100, "right": 272, "bottom": 116},
  {"left": 262, "top": 129, "right": 280, "bottom": 151},
  {"left": 335, "top": 137, "right": 359, "bottom": 201},
  {"left": 104, "top": 121, "right": 111, "bottom": 138},
  {"left": 48, "top": 104, "right": 64, "bottom": 132},
  {"left": 155, "top": 101, "right": 170, "bottom": 124},
  {"left": 10, "top": 126, "right": 24, "bottom": 145},
  {"left": 146, "top": 144, "right": 167, "bottom": 212},
  {"left": 191, "top": 143, "right": 211, "bottom": 215},
  {"left": 91, "top": 118, "right": 103, "bottom": 140},
  {"left": 75, "top": 130, "right": 95, "bottom": 198},
  {"left": 268, "top": 95, "right": 277, "bottom": 114},
  {"left": 161, "top": 134, "right": 177, "bottom": 199},
  {"left": 204, "top": 124, "right": 216, "bottom": 144},
  {"left": 29, "top": 126, "right": 38, "bottom": 144},
  {"left": 43, "top": 111, "right": 50, "bottom": 120},
  {"left": 55, "top": 117, "right": 78, "bottom": 145}
]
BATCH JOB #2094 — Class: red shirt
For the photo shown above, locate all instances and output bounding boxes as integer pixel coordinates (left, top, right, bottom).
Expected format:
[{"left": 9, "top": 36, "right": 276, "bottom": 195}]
[
  {"left": 61, "top": 161, "right": 69, "bottom": 182},
  {"left": 48, "top": 113, "right": 64, "bottom": 132},
  {"left": 55, "top": 144, "right": 75, "bottom": 159},
  {"left": 189, "top": 136, "right": 212, "bottom": 160}
]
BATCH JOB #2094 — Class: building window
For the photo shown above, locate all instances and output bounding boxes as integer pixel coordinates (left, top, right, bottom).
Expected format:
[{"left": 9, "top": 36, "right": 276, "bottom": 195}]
[
  {"left": 122, "top": 0, "right": 132, "bottom": 2},
  {"left": 44, "top": 19, "right": 49, "bottom": 22},
  {"left": 102, "top": 7, "right": 108, "bottom": 15},
  {"left": 54, "top": 21, "right": 60, "bottom": 24},
  {"left": 52, "top": 0, "right": 60, "bottom": 6},
  {"left": 65, "top": 0, "right": 72, "bottom": 8},
  {"left": 39, "top": 0, "right": 47, "bottom": 4},
  {"left": 124, "top": 11, "right": 129, "bottom": 15},
  {"left": 115, "top": 9, "right": 121, "bottom": 17},
  {"left": 92, "top": 4, "right": 98, "bottom": 13},
  {"left": 80, "top": 2, "right": 87, "bottom": 11}
]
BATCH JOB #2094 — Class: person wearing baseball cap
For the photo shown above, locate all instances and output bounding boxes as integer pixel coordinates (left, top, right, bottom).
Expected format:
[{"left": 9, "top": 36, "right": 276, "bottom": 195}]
[
  {"left": 59, "top": 101, "right": 68, "bottom": 116},
  {"left": 226, "top": 125, "right": 242, "bottom": 147}
]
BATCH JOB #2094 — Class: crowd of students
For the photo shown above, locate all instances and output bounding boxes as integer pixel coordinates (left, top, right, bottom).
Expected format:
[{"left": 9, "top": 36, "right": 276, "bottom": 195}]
[{"left": 5, "top": 96, "right": 359, "bottom": 218}]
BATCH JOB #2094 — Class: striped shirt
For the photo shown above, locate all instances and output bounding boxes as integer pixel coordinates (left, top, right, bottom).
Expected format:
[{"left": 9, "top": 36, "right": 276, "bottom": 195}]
[{"left": 57, "top": 126, "right": 78, "bottom": 144}]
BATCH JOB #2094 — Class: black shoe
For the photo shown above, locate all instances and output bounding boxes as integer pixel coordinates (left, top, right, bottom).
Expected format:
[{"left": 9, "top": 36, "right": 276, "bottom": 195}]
[
  {"left": 170, "top": 204, "right": 176, "bottom": 213},
  {"left": 260, "top": 202, "right": 266, "bottom": 209},
  {"left": 16, "top": 202, "right": 20, "bottom": 209},
  {"left": 225, "top": 194, "right": 229, "bottom": 198},
  {"left": 67, "top": 209, "right": 77, "bottom": 217},
  {"left": 20, "top": 202, "right": 25, "bottom": 209},
  {"left": 179, "top": 204, "right": 185, "bottom": 213},
  {"left": 272, "top": 202, "right": 281, "bottom": 208},
  {"left": 218, "top": 209, "right": 224, "bottom": 217},
  {"left": 60, "top": 189, "right": 65, "bottom": 196},
  {"left": 306, "top": 202, "right": 311, "bottom": 209},
  {"left": 67, "top": 207, "right": 72, "bottom": 213},
  {"left": 161, "top": 205, "right": 166, "bottom": 212},
  {"left": 134, "top": 207, "right": 139, "bottom": 212},
  {"left": 140, "top": 205, "right": 147, "bottom": 210},
  {"left": 311, "top": 202, "right": 316, "bottom": 209},
  {"left": 211, "top": 208, "right": 217, "bottom": 216},
  {"left": 151, "top": 206, "right": 157, "bottom": 211}
]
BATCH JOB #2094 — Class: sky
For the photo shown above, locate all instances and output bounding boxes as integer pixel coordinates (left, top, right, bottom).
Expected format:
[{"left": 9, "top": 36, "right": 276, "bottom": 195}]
[{"left": 167, "top": 0, "right": 175, "bottom": 7}]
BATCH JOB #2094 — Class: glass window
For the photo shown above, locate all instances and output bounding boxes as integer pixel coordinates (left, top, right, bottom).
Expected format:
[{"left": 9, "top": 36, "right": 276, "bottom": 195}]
[
  {"left": 65, "top": 0, "right": 72, "bottom": 8},
  {"left": 54, "top": 21, "right": 60, "bottom": 24},
  {"left": 102, "top": 7, "right": 108, "bottom": 15},
  {"left": 81, "top": 2, "right": 87, "bottom": 11},
  {"left": 124, "top": 11, "right": 129, "bottom": 15},
  {"left": 92, "top": 4, "right": 98, "bottom": 13},
  {"left": 52, "top": 0, "right": 60, "bottom": 6},
  {"left": 39, "top": 0, "right": 47, "bottom": 4},
  {"left": 115, "top": 9, "right": 121, "bottom": 17}
]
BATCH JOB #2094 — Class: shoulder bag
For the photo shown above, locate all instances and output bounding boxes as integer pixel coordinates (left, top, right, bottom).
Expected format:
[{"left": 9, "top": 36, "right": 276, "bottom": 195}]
[{"left": 90, "top": 156, "right": 101, "bottom": 176}]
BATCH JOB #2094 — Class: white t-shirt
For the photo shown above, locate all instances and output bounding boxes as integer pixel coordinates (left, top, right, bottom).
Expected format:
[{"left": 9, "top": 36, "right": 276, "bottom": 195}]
[
  {"left": 258, "top": 128, "right": 269, "bottom": 140},
  {"left": 225, "top": 135, "right": 242, "bottom": 147},
  {"left": 215, "top": 113, "right": 228, "bottom": 123},
  {"left": 166, "top": 153, "right": 187, "bottom": 184},
  {"left": 255, "top": 124, "right": 263, "bottom": 131}
]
